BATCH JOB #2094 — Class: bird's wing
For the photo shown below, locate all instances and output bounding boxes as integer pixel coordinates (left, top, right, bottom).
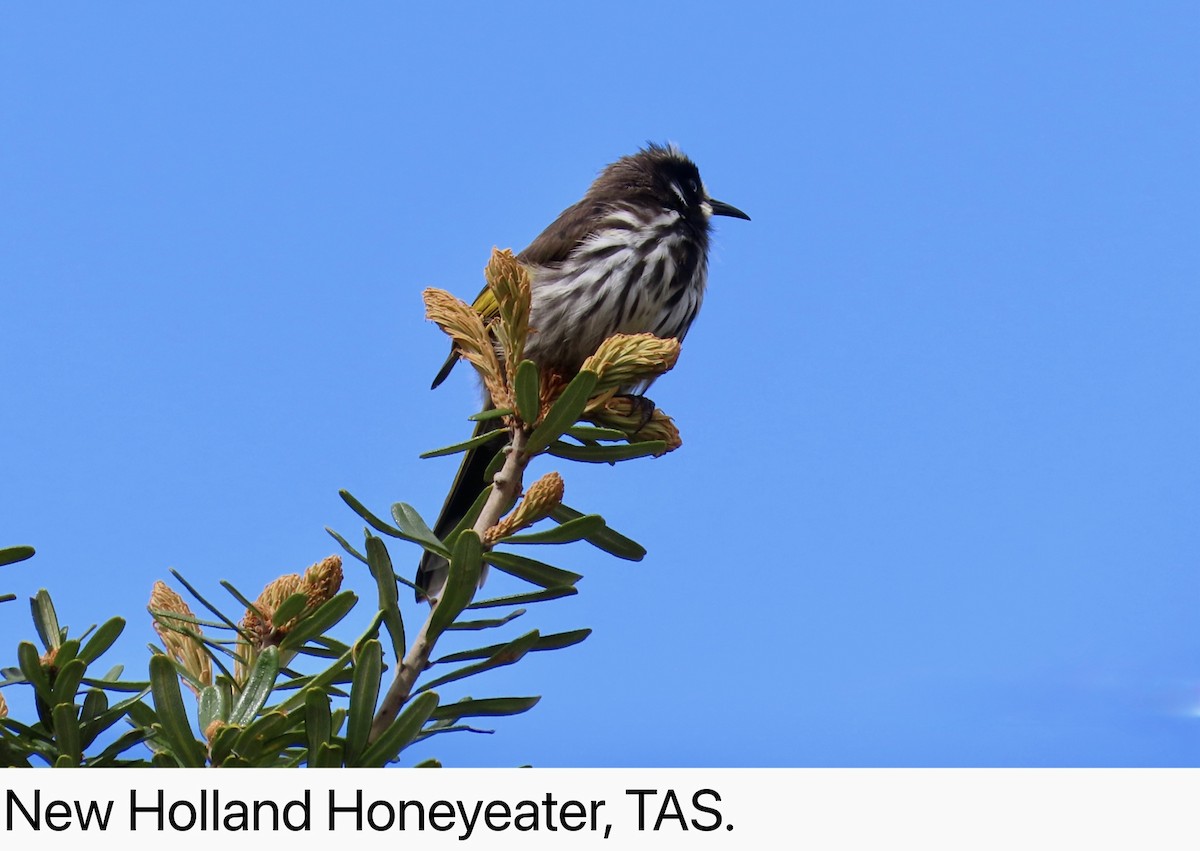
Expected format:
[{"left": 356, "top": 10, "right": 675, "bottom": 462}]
[{"left": 431, "top": 197, "right": 609, "bottom": 389}]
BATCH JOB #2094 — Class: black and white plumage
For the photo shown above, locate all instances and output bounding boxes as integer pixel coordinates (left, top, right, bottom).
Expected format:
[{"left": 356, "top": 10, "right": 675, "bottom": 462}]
[{"left": 418, "top": 144, "right": 748, "bottom": 603}]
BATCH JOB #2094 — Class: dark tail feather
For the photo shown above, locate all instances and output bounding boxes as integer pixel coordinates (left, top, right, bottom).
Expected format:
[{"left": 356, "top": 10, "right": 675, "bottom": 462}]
[{"left": 415, "top": 416, "right": 508, "bottom": 604}]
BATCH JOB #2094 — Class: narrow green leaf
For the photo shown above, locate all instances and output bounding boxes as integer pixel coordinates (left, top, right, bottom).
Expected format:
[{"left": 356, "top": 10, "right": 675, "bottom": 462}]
[
  {"left": 314, "top": 741, "right": 344, "bottom": 768},
  {"left": 564, "top": 424, "right": 629, "bottom": 441},
  {"left": 443, "top": 484, "right": 495, "bottom": 550},
  {"left": 548, "top": 439, "right": 666, "bottom": 463},
  {"left": 513, "top": 359, "right": 541, "bottom": 425},
  {"left": 390, "top": 503, "right": 449, "bottom": 557},
  {"left": 419, "top": 428, "right": 507, "bottom": 459},
  {"left": 340, "top": 489, "right": 408, "bottom": 538},
  {"left": 433, "top": 629, "right": 591, "bottom": 665},
  {"left": 30, "top": 589, "right": 62, "bottom": 651},
  {"left": 273, "top": 646, "right": 355, "bottom": 714},
  {"left": 169, "top": 569, "right": 245, "bottom": 634},
  {"left": 468, "top": 406, "right": 512, "bottom": 422},
  {"left": 229, "top": 646, "right": 280, "bottom": 726},
  {"left": 271, "top": 592, "right": 311, "bottom": 629},
  {"left": 277, "top": 591, "right": 358, "bottom": 653},
  {"left": 17, "top": 641, "right": 52, "bottom": 704},
  {"left": 525, "top": 369, "right": 598, "bottom": 455},
  {"left": 208, "top": 723, "right": 242, "bottom": 765},
  {"left": 198, "top": 684, "right": 231, "bottom": 732},
  {"left": 467, "top": 587, "right": 577, "bottom": 609},
  {"left": 416, "top": 630, "right": 541, "bottom": 693},
  {"left": 148, "top": 654, "right": 206, "bottom": 766},
  {"left": 52, "top": 658, "right": 86, "bottom": 709},
  {"left": 428, "top": 531, "right": 483, "bottom": 641},
  {"left": 344, "top": 639, "right": 383, "bottom": 766},
  {"left": 365, "top": 535, "right": 405, "bottom": 662},
  {"left": 80, "top": 689, "right": 108, "bottom": 725},
  {"left": 77, "top": 617, "right": 125, "bottom": 666},
  {"left": 501, "top": 514, "right": 605, "bottom": 544},
  {"left": 88, "top": 728, "right": 150, "bottom": 766},
  {"left": 428, "top": 696, "right": 540, "bottom": 722},
  {"left": 232, "top": 711, "right": 293, "bottom": 762},
  {"left": 550, "top": 504, "right": 647, "bottom": 561},
  {"left": 51, "top": 702, "right": 82, "bottom": 765},
  {"left": 414, "top": 758, "right": 442, "bottom": 768},
  {"left": 359, "top": 691, "right": 440, "bottom": 767},
  {"left": 325, "top": 526, "right": 369, "bottom": 564},
  {"left": 447, "top": 609, "right": 526, "bottom": 630},
  {"left": 0, "top": 545, "right": 35, "bottom": 566},
  {"left": 304, "top": 689, "right": 332, "bottom": 761},
  {"left": 482, "top": 444, "right": 509, "bottom": 485},
  {"left": 52, "top": 639, "right": 81, "bottom": 669},
  {"left": 485, "top": 551, "right": 582, "bottom": 588}
]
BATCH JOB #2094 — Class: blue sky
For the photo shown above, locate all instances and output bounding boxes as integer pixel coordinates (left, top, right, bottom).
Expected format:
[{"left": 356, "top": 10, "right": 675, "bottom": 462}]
[{"left": 2, "top": 3, "right": 1198, "bottom": 766}]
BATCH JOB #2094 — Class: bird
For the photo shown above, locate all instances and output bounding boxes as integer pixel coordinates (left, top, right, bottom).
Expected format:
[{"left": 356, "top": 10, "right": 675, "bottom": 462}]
[{"left": 416, "top": 143, "right": 749, "bottom": 603}]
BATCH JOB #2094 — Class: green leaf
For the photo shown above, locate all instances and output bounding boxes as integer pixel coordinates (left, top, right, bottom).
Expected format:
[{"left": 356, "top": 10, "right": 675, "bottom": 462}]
[
  {"left": 548, "top": 439, "right": 666, "bottom": 463},
  {"left": 271, "top": 592, "right": 311, "bottom": 629},
  {"left": 80, "top": 688, "right": 108, "bottom": 725},
  {"left": 77, "top": 617, "right": 125, "bottom": 666},
  {"left": 513, "top": 359, "right": 541, "bottom": 425},
  {"left": 365, "top": 535, "right": 405, "bottom": 662},
  {"left": 16, "top": 641, "right": 52, "bottom": 704},
  {"left": 416, "top": 629, "right": 541, "bottom": 693},
  {"left": 340, "top": 489, "right": 410, "bottom": 538},
  {"left": 51, "top": 702, "right": 82, "bottom": 765},
  {"left": 390, "top": 503, "right": 450, "bottom": 557},
  {"left": 414, "top": 758, "right": 442, "bottom": 768},
  {"left": 468, "top": 406, "right": 513, "bottom": 422},
  {"left": 52, "top": 658, "right": 86, "bottom": 708},
  {"left": 428, "top": 531, "right": 483, "bottom": 641},
  {"left": 344, "top": 639, "right": 383, "bottom": 766},
  {"left": 550, "top": 504, "right": 646, "bottom": 561},
  {"left": 88, "top": 728, "right": 150, "bottom": 766},
  {"left": 80, "top": 690, "right": 151, "bottom": 749},
  {"left": 325, "top": 526, "right": 369, "bottom": 565},
  {"left": 467, "top": 587, "right": 577, "bottom": 609},
  {"left": 443, "top": 484, "right": 495, "bottom": 550},
  {"left": 564, "top": 424, "right": 629, "bottom": 441},
  {"left": 500, "top": 513, "right": 605, "bottom": 544},
  {"left": 304, "top": 689, "right": 332, "bottom": 761},
  {"left": 447, "top": 609, "right": 526, "bottom": 630},
  {"left": 314, "top": 741, "right": 344, "bottom": 768},
  {"left": 149, "top": 654, "right": 206, "bottom": 766},
  {"left": 525, "top": 369, "right": 598, "bottom": 455},
  {"left": 229, "top": 646, "right": 280, "bottom": 726},
  {"left": 277, "top": 591, "right": 358, "bottom": 653},
  {"left": 419, "top": 428, "right": 507, "bottom": 459},
  {"left": 429, "top": 696, "right": 540, "bottom": 722},
  {"left": 359, "top": 691, "right": 440, "bottom": 767},
  {"left": 433, "top": 629, "right": 591, "bottom": 665},
  {"left": 232, "top": 711, "right": 293, "bottom": 763},
  {"left": 273, "top": 645, "right": 355, "bottom": 714},
  {"left": 198, "top": 683, "right": 231, "bottom": 732},
  {"left": 30, "top": 589, "right": 63, "bottom": 651},
  {"left": 0, "top": 545, "right": 35, "bottom": 567},
  {"left": 208, "top": 723, "right": 242, "bottom": 765},
  {"left": 485, "top": 551, "right": 582, "bottom": 588}
]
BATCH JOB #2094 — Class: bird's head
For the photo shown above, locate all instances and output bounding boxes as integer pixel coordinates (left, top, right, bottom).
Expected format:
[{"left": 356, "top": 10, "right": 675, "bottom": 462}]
[{"left": 592, "top": 143, "right": 750, "bottom": 230}]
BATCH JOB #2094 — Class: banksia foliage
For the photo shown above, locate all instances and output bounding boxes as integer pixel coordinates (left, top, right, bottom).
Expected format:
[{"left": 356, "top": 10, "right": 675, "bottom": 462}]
[
  {"left": 486, "top": 248, "right": 532, "bottom": 378},
  {"left": 485, "top": 472, "right": 565, "bottom": 545},
  {"left": 149, "top": 580, "right": 212, "bottom": 694},
  {"left": 581, "top": 333, "right": 681, "bottom": 398},
  {"left": 586, "top": 395, "right": 682, "bottom": 454},
  {"left": 235, "top": 555, "right": 344, "bottom": 682},
  {"left": 424, "top": 288, "right": 509, "bottom": 408}
]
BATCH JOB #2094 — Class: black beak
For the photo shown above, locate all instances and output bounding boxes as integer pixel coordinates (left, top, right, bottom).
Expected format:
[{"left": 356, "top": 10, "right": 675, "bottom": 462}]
[{"left": 708, "top": 198, "right": 751, "bottom": 221}]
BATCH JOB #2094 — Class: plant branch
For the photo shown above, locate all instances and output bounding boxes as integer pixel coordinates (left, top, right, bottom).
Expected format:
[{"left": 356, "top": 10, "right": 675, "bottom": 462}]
[{"left": 368, "top": 425, "right": 530, "bottom": 742}]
